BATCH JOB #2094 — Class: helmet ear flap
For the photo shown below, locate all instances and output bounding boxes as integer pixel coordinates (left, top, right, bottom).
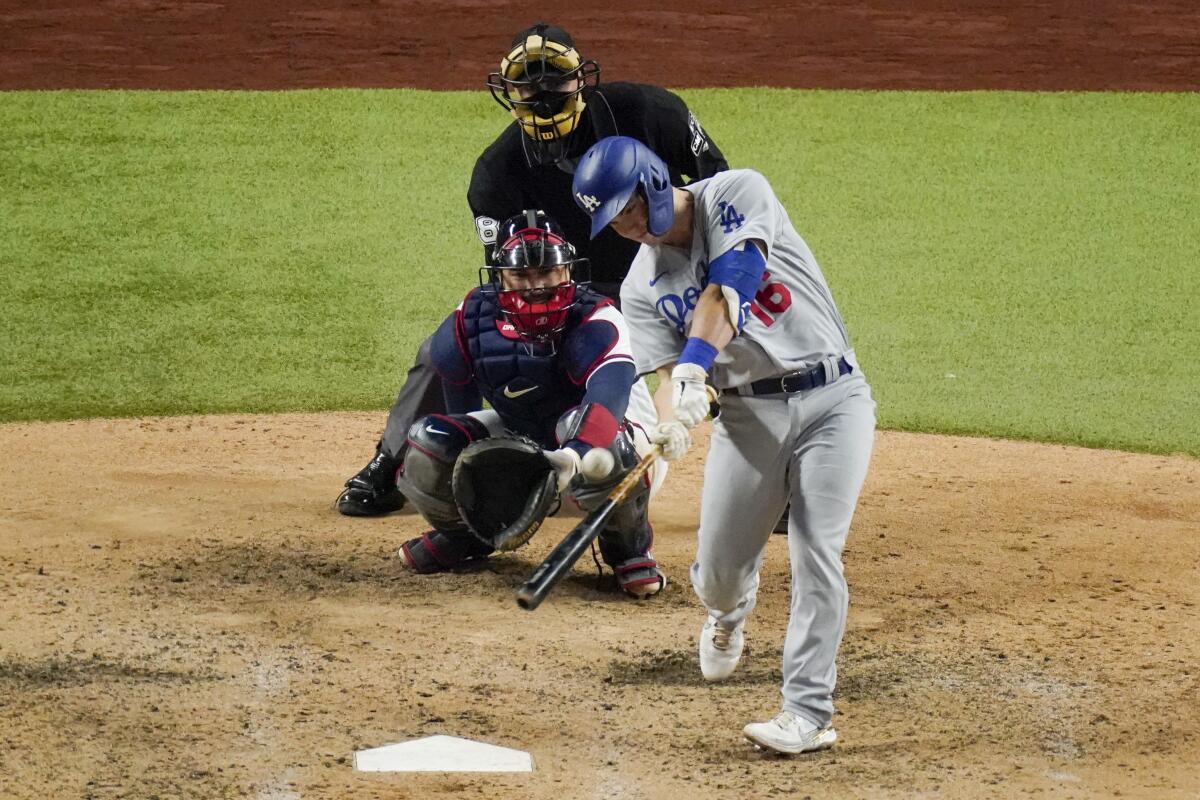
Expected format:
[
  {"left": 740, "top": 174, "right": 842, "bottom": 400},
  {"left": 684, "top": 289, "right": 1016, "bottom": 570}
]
[
  {"left": 648, "top": 165, "right": 669, "bottom": 193},
  {"left": 643, "top": 158, "right": 675, "bottom": 237}
]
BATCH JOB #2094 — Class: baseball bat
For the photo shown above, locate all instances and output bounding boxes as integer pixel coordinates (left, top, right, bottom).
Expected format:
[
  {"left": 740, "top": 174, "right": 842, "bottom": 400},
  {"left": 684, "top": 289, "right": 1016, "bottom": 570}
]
[{"left": 515, "top": 445, "right": 662, "bottom": 611}]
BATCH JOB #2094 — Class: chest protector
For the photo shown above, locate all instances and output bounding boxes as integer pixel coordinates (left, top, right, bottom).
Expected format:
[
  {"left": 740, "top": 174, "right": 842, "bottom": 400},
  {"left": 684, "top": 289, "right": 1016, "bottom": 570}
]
[{"left": 458, "top": 288, "right": 609, "bottom": 446}]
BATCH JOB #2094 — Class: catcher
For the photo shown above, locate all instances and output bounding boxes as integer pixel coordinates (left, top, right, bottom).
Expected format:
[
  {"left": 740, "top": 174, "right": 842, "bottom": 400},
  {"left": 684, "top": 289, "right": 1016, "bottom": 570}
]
[{"left": 393, "top": 210, "right": 675, "bottom": 599}]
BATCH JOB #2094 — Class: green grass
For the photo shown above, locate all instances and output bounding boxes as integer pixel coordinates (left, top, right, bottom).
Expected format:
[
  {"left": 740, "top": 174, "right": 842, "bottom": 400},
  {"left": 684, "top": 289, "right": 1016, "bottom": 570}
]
[
  {"left": 2, "top": 89, "right": 1197, "bottom": 456},
  {"left": 690, "top": 89, "right": 1200, "bottom": 456}
]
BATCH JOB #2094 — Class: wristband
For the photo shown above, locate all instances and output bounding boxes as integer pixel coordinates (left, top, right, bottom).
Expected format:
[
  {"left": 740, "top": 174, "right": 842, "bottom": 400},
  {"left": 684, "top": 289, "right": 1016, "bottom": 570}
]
[{"left": 679, "top": 336, "right": 719, "bottom": 371}]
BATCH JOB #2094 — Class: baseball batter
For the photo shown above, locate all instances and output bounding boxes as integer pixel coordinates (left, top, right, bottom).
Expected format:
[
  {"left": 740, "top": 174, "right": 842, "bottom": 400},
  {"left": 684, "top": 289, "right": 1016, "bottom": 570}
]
[{"left": 571, "top": 136, "right": 876, "bottom": 754}]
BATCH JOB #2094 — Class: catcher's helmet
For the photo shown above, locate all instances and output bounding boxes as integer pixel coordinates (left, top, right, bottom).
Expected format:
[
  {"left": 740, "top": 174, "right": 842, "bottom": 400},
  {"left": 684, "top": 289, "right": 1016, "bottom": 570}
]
[
  {"left": 483, "top": 210, "right": 590, "bottom": 344},
  {"left": 572, "top": 136, "right": 674, "bottom": 239},
  {"left": 486, "top": 23, "right": 600, "bottom": 161}
]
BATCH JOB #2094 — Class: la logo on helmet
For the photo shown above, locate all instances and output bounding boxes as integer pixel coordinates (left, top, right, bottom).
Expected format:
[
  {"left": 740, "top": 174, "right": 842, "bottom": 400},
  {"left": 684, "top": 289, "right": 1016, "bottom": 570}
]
[{"left": 576, "top": 192, "right": 600, "bottom": 212}]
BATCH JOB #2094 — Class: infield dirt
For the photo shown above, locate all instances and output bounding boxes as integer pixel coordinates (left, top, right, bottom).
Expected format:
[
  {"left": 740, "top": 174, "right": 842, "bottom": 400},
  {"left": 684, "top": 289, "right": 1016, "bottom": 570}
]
[
  {"left": 1, "top": 414, "right": 1197, "bottom": 798},
  {"left": 2, "top": 3, "right": 1199, "bottom": 798}
]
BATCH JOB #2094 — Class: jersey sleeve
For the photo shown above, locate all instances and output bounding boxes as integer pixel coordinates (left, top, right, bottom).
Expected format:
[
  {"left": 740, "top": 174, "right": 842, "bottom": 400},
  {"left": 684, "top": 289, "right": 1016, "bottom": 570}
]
[
  {"left": 562, "top": 303, "right": 636, "bottom": 385},
  {"left": 702, "top": 170, "right": 779, "bottom": 265},
  {"left": 559, "top": 304, "right": 638, "bottom": 445},
  {"left": 637, "top": 85, "right": 729, "bottom": 184},
  {"left": 619, "top": 265, "right": 687, "bottom": 374},
  {"left": 429, "top": 301, "right": 483, "bottom": 413}
]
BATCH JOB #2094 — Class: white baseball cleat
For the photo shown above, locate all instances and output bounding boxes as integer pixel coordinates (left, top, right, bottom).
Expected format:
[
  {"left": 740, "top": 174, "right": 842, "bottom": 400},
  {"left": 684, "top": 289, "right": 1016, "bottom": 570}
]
[
  {"left": 743, "top": 710, "right": 837, "bottom": 755},
  {"left": 699, "top": 614, "right": 744, "bottom": 681}
]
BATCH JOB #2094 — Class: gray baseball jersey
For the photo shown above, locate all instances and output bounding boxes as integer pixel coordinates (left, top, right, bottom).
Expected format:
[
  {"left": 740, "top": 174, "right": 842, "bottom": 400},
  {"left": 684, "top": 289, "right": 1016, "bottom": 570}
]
[
  {"left": 620, "top": 168, "right": 875, "bottom": 729},
  {"left": 620, "top": 169, "right": 854, "bottom": 389}
]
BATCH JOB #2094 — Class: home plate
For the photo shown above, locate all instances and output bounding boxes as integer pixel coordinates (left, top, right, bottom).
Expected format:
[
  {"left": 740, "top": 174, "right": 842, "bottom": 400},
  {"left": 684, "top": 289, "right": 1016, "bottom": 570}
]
[{"left": 353, "top": 735, "right": 534, "bottom": 773}]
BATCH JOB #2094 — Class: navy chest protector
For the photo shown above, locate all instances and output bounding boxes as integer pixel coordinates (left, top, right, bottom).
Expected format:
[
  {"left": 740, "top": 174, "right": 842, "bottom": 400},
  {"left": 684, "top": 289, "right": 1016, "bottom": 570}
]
[{"left": 458, "top": 289, "right": 607, "bottom": 445}]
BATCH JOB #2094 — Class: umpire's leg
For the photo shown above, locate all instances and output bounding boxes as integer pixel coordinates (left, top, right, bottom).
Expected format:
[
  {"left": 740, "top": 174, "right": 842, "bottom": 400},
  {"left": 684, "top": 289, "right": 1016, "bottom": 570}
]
[
  {"left": 380, "top": 334, "right": 448, "bottom": 456},
  {"left": 336, "top": 334, "right": 447, "bottom": 516}
]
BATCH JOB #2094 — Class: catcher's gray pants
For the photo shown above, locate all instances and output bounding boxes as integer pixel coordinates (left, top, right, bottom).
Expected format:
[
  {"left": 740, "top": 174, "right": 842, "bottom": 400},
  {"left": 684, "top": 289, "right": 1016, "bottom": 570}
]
[{"left": 690, "top": 371, "right": 875, "bottom": 727}]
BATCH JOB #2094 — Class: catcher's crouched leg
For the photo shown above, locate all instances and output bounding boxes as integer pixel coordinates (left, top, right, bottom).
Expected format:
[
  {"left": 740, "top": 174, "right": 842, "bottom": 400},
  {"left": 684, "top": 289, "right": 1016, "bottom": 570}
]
[
  {"left": 564, "top": 423, "right": 664, "bottom": 599},
  {"left": 399, "top": 529, "right": 493, "bottom": 574},
  {"left": 395, "top": 414, "right": 495, "bottom": 573},
  {"left": 597, "top": 491, "right": 663, "bottom": 599}
]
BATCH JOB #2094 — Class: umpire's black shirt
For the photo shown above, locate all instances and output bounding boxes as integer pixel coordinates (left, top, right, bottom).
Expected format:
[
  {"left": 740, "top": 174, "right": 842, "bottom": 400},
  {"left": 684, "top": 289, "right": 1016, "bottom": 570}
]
[{"left": 468, "top": 82, "right": 729, "bottom": 301}]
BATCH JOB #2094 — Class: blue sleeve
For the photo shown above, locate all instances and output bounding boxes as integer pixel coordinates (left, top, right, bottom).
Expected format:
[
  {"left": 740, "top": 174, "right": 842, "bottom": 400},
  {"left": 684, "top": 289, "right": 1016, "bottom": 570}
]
[
  {"left": 707, "top": 241, "right": 765, "bottom": 330},
  {"left": 563, "top": 308, "right": 621, "bottom": 385},
  {"left": 561, "top": 361, "right": 636, "bottom": 456},
  {"left": 580, "top": 360, "right": 636, "bottom": 424},
  {"left": 562, "top": 308, "right": 637, "bottom": 423}
]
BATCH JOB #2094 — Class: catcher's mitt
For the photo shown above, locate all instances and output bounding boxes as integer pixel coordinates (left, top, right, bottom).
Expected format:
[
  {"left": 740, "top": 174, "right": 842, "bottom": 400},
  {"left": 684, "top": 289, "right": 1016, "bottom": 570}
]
[{"left": 452, "top": 435, "right": 559, "bottom": 552}]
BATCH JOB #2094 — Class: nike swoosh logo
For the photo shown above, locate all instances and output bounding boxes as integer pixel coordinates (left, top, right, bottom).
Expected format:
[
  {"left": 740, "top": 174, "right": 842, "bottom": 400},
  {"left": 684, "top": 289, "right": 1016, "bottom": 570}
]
[
  {"left": 425, "top": 425, "right": 448, "bottom": 436},
  {"left": 649, "top": 271, "right": 669, "bottom": 286},
  {"left": 503, "top": 385, "right": 538, "bottom": 399}
]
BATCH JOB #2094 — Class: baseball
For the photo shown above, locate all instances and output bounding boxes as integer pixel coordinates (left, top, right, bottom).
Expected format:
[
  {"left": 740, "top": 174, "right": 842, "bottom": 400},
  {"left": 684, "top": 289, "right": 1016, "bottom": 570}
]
[{"left": 581, "top": 447, "right": 615, "bottom": 480}]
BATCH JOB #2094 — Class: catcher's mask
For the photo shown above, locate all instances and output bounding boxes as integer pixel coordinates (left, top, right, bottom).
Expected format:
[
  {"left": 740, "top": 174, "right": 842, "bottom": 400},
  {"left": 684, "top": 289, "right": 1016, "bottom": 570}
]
[
  {"left": 486, "top": 22, "right": 600, "bottom": 163},
  {"left": 482, "top": 210, "right": 591, "bottom": 346}
]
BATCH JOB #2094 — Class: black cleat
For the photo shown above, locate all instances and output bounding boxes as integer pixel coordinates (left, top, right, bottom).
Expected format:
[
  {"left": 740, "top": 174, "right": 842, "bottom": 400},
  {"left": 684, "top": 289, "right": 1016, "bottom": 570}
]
[{"left": 335, "top": 448, "right": 406, "bottom": 517}]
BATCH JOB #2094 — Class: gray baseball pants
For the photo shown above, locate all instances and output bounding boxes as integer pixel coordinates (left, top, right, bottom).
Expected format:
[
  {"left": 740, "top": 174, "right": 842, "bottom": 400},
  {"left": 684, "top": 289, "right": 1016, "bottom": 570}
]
[{"left": 689, "top": 371, "right": 876, "bottom": 727}]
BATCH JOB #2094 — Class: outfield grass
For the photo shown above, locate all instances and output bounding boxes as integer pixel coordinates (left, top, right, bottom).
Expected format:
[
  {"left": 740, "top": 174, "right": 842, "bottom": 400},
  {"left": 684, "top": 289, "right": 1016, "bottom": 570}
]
[{"left": 1, "top": 89, "right": 1197, "bottom": 456}]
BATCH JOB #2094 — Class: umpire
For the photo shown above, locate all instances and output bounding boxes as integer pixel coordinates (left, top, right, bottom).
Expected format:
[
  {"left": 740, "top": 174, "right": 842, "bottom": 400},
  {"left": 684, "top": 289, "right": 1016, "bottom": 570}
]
[{"left": 336, "top": 22, "right": 729, "bottom": 516}]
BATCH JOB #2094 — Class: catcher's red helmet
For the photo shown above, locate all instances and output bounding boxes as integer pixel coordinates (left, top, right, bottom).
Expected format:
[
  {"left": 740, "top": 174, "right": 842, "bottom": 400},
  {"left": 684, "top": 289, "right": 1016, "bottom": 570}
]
[{"left": 483, "top": 210, "right": 589, "bottom": 344}]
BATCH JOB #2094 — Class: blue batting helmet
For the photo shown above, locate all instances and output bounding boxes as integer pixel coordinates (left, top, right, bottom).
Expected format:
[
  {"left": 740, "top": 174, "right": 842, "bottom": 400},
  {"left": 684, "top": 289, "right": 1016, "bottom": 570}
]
[{"left": 572, "top": 136, "right": 674, "bottom": 239}]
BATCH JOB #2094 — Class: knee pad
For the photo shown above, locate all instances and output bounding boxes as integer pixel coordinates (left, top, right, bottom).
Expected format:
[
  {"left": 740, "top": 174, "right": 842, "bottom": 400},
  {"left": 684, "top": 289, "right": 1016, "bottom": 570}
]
[{"left": 396, "top": 414, "right": 490, "bottom": 529}]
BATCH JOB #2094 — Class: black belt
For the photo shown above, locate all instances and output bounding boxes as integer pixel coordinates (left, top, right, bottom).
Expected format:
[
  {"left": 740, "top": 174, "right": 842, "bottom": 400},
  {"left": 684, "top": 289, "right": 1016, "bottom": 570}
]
[{"left": 724, "top": 356, "right": 853, "bottom": 397}]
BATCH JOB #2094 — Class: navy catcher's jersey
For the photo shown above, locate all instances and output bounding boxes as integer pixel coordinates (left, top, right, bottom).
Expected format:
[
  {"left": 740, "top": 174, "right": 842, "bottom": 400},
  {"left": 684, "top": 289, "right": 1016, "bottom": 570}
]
[
  {"left": 429, "top": 286, "right": 636, "bottom": 448},
  {"left": 468, "top": 82, "right": 728, "bottom": 299}
]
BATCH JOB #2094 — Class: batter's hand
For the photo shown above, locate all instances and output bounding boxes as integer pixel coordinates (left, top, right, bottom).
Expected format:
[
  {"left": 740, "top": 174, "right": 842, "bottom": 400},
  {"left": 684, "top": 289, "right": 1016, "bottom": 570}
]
[
  {"left": 650, "top": 421, "right": 691, "bottom": 461},
  {"left": 543, "top": 447, "right": 583, "bottom": 493},
  {"left": 671, "top": 362, "right": 711, "bottom": 428}
]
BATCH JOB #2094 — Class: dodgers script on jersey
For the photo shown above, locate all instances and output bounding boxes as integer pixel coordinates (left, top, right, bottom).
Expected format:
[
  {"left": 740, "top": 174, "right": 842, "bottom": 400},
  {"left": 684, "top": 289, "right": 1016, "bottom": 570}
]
[{"left": 620, "top": 169, "right": 853, "bottom": 388}]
